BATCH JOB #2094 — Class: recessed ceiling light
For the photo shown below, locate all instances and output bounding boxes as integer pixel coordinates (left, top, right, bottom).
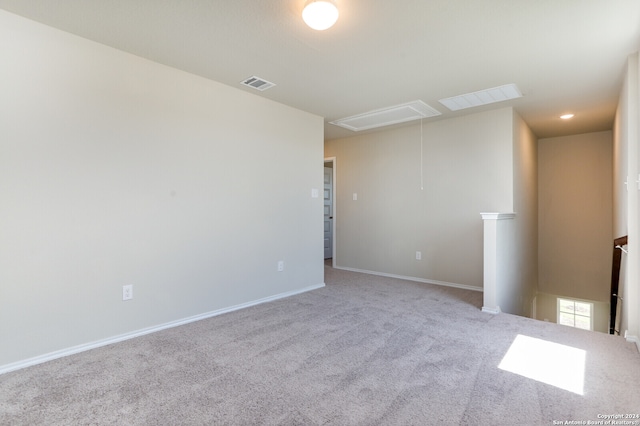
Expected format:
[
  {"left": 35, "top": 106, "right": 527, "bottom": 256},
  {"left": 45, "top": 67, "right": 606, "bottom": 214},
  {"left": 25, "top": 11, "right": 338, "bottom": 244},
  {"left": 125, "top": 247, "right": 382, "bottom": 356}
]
[{"left": 560, "top": 114, "right": 575, "bottom": 120}]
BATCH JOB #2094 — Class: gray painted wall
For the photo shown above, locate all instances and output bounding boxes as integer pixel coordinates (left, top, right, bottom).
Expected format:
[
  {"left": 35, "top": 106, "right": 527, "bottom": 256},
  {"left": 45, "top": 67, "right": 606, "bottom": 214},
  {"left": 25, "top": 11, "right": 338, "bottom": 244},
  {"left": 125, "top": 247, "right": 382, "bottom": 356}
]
[
  {"left": 538, "top": 133, "right": 613, "bottom": 293},
  {"left": 0, "top": 10, "right": 324, "bottom": 368},
  {"left": 325, "top": 108, "right": 521, "bottom": 291},
  {"left": 536, "top": 131, "right": 613, "bottom": 333},
  {"left": 614, "top": 56, "right": 631, "bottom": 337},
  {"left": 499, "top": 112, "right": 538, "bottom": 316},
  {"left": 614, "top": 53, "right": 640, "bottom": 344}
]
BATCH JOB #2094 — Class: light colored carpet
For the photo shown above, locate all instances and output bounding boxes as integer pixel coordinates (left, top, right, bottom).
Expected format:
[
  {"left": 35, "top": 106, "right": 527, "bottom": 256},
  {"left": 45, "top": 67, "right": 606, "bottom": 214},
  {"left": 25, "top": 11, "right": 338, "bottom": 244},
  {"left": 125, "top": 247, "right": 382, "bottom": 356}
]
[{"left": 1, "top": 266, "right": 639, "bottom": 425}]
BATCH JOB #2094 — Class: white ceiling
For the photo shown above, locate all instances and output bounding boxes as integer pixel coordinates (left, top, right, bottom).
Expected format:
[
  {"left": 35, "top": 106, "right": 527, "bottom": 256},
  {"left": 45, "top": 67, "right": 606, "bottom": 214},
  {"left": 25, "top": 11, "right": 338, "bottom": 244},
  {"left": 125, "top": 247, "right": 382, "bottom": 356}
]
[{"left": 1, "top": 0, "right": 639, "bottom": 140}]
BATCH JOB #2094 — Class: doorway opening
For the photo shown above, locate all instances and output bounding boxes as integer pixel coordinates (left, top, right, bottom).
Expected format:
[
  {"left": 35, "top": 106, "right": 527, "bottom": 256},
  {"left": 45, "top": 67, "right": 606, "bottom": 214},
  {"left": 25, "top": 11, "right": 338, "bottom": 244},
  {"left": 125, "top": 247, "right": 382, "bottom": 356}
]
[{"left": 324, "top": 157, "right": 336, "bottom": 268}]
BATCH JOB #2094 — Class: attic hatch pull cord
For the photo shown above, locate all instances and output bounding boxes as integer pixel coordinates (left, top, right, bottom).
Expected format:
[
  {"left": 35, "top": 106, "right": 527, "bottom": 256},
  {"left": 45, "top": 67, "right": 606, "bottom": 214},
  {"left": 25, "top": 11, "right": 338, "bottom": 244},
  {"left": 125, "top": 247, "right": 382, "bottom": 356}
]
[{"left": 420, "top": 118, "right": 424, "bottom": 190}]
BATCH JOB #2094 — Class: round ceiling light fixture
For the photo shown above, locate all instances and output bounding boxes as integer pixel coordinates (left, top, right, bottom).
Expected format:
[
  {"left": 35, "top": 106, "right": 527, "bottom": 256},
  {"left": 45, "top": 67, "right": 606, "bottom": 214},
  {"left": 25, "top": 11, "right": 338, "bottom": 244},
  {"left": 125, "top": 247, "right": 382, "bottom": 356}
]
[
  {"left": 560, "top": 113, "right": 575, "bottom": 120},
  {"left": 302, "top": 0, "right": 339, "bottom": 31}
]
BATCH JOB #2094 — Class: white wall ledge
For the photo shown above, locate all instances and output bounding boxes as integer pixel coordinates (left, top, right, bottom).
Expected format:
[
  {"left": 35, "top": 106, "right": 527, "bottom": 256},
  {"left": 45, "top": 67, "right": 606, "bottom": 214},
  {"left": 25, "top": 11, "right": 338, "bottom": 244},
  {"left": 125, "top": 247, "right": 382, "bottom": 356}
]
[{"left": 480, "top": 212, "right": 516, "bottom": 220}]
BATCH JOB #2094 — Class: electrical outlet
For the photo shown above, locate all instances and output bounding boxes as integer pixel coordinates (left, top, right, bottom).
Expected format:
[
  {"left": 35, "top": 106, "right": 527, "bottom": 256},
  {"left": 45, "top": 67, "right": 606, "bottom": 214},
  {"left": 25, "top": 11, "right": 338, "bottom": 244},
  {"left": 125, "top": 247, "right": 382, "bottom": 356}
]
[
  {"left": 122, "top": 284, "right": 133, "bottom": 301},
  {"left": 277, "top": 261, "right": 285, "bottom": 272},
  {"left": 416, "top": 251, "right": 422, "bottom": 260}
]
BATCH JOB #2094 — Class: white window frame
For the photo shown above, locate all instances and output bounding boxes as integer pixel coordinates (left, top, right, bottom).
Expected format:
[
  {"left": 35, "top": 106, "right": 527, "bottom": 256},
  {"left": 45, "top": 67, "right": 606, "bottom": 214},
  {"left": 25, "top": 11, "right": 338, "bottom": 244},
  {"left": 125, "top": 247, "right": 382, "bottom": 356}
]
[{"left": 557, "top": 298, "right": 594, "bottom": 331}]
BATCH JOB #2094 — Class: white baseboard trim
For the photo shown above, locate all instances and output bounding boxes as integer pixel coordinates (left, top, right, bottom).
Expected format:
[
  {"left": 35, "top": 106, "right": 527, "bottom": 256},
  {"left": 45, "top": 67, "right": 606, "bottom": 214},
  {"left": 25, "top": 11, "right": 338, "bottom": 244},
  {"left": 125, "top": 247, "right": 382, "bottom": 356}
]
[
  {"left": 624, "top": 331, "right": 640, "bottom": 352},
  {"left": 0, "top": 283, "right": 325, "bottom": 375},
  {"left": 482, "top": 306, "right": 502, "bottom": 314},
  {"left": 333, "top": 266, "right": 482, "bottom": 293}
]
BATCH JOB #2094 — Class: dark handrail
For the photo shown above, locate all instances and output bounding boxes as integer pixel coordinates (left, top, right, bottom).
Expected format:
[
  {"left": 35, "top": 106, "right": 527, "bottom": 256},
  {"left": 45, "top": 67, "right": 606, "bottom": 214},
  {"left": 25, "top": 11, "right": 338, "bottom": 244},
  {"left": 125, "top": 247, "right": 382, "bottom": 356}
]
[{"left": 609, "top": 235, "right": 628, "bottom": 335}]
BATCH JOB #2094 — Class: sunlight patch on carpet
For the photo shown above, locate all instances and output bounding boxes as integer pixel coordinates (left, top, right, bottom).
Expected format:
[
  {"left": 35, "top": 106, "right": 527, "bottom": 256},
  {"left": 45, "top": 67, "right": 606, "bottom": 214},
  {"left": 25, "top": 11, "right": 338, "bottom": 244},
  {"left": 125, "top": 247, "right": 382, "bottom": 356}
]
[{"left": 498, "top": 334, "right": 585, "bottom": 395}]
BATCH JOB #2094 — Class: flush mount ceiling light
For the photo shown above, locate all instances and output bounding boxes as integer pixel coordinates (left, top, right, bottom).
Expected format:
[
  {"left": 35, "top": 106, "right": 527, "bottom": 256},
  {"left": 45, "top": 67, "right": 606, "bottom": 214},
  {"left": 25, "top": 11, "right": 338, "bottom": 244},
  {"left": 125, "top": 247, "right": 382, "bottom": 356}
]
[
  {"left": 560, "top": 114, "right": 575, "bottom": 120},
  {"left": 302, "top": 0, "right": 339, "bottom": 31}
]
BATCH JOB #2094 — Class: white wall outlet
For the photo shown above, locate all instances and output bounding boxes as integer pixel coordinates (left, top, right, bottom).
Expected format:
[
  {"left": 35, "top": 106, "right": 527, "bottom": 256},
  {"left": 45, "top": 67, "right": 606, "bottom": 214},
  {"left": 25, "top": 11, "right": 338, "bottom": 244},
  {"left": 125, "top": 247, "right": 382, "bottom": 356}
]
[
  {"left": 415, "top": 251, "right": 422, "bottom": 260},
  {"left": 311, "top": 188, "right": 319, "bottom": 198},
  {"left": 122, "top": 284, "right": 133, "bottom": 301},
  {"left": 277, "top": 261, "right": 285, "bottom": 272},
  {"left": 353, "top": 193, "right": 358, "bottom": 201}
]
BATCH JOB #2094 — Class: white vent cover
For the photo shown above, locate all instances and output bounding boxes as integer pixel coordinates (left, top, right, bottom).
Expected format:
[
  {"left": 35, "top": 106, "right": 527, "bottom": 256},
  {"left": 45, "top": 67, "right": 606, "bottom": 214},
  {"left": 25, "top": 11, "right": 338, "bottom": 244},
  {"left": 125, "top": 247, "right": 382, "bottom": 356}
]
[
  {"left": 439, "top": 84, "right": 522, "bottom": 111},
  {"left": 330, "top": 100, "right": 441, "bottom": 131},
  {"left": 241, "top": 76, "right": 276, "bottom": 91}
]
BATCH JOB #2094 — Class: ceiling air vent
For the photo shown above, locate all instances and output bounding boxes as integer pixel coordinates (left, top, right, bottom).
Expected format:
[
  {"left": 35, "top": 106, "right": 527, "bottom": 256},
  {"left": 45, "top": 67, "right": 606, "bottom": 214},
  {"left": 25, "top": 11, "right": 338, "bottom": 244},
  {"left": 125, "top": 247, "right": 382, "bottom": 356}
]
[
  {"left": 330, "top": 100, "right": 441, "bottom": 132},
  {"left": 439, "top": 83, "right": 522, "bottom": 111},
  {"left": 241, "top": 76, "right": 276, "bottom": 91}
]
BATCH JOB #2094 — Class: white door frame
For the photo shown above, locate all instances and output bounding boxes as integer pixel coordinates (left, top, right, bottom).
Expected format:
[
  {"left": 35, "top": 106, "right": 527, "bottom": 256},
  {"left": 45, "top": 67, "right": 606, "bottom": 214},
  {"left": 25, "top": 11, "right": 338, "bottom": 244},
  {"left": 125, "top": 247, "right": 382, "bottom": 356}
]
[{"left": 324, "top": 157, "right": 336, "bottom": 268}]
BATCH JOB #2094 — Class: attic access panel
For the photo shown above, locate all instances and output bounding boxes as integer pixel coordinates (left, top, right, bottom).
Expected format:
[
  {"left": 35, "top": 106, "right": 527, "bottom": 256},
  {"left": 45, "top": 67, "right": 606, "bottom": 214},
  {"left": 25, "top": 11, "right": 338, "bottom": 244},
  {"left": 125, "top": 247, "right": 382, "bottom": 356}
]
[
  {"left": 439, "top": 84, "right": 522, "bottom": 111},
  {"left": 330, "top": 100, "right": 441, "bottom": 131}
]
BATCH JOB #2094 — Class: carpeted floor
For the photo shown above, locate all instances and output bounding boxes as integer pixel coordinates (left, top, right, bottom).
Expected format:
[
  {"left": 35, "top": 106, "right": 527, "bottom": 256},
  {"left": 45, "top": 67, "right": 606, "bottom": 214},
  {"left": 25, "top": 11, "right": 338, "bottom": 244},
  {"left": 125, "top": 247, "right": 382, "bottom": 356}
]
[{"left": 1, "top": 266, "right": 639, "bottom": 425}]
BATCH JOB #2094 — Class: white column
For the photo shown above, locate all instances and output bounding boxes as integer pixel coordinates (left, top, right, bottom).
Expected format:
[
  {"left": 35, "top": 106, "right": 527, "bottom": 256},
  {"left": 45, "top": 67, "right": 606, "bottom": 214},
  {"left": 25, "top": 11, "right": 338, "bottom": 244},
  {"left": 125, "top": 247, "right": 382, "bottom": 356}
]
[{"left": 480, "top": 212, "right": 516, "bottom": 314}]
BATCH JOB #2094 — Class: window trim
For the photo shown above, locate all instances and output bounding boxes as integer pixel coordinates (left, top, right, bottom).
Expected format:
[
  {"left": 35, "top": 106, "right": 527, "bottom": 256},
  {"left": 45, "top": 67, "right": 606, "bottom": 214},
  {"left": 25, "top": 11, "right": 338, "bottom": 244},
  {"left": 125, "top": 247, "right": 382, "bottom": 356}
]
[{"left": 557, "top": 298, "right": 594, "bottom": 331}]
